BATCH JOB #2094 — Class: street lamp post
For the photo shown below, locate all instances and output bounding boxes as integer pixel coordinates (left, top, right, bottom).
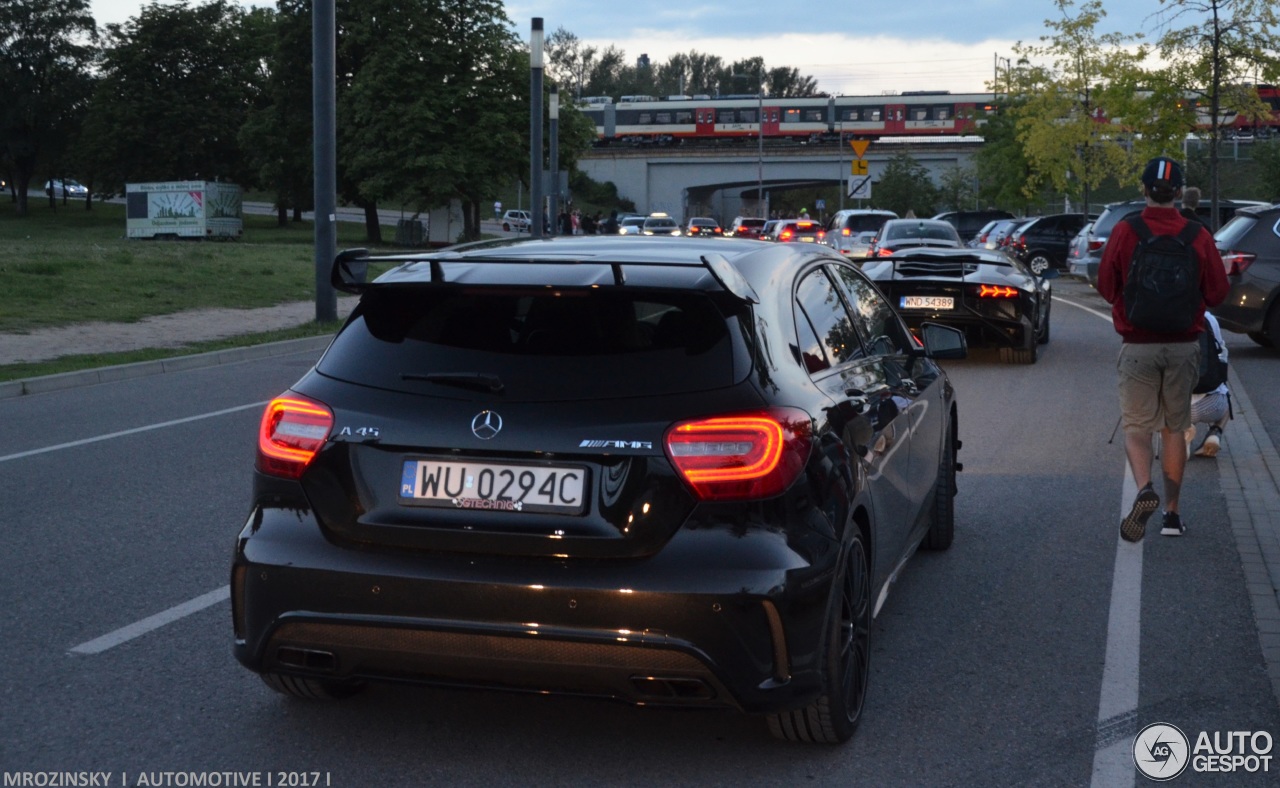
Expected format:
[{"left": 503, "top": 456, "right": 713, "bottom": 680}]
[
  {"left": 530, "top": 18, "right": 545, "bottom": 239},
  {"left": 549, "top": 86, "right": 559, "bottom": 236},
  {"left": 757, "top": 87, "right": 764, "bottom": 219}
]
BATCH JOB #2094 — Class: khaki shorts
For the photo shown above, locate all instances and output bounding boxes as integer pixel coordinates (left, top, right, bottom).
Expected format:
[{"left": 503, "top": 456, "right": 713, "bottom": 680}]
[{"left": 1117, "top": 341, "right": 1201, "bottom": 434}]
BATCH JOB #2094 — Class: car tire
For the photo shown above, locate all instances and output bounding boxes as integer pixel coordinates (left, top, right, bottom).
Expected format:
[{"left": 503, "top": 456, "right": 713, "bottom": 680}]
[
  {"left": 921, "top": 429, "right": 956, "bottom": 551},
  {"left": 1000, "top": 344, "right": 1037, "bottom": 364},
  {"left": 767, "top": 531, "right": 870, "bottom": 744},
  {"left": 1265, "top": 306, "right": 1280, "bottom": 351},
  {"left": 259, "top": 672, "right": 364, "bottom": 700},
  {"left": 1027, "top": 254, "right": 1051, "bottom": 275},
  {"left": 502, "top": 222, "right": 511, "bottom": 232},
  {"left": 1247, "top": 331, "right": 1274, "bottom": 348}
]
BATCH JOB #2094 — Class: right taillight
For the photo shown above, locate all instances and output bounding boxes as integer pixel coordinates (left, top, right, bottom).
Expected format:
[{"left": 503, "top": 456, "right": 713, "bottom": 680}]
[
  {"left": 664, "top": 408, "right": 812, "bottom": 501},
  {"left": 1088, "top": 238, "right": 1105, "bottom": 252},
  {"left": 257, "top": 394, "right": 333, "bottom": 479},
  {"left": 1221, "top": 250, "right": 1255, "bottom": 276}
]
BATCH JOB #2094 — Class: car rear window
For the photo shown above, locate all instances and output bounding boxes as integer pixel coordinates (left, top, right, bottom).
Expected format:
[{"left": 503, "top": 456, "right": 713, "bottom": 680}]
[
  {"left": 840, "top": 215, "right": 891, "bottom": 233},
  {"left": 1214, "top": 215, "right": 1257, "bottom": 247},
  {"left": 318, "top": 287, "right": 749, "bottom": 401},
  {"left": 1092, "top": 203, "right": 1143, "bottom": 238}
]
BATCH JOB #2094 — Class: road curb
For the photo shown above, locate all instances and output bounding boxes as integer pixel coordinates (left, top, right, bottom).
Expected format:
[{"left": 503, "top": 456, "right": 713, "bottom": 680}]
[
  {"left": 0, "top": 335, "right": 333, "bottom": 400},
  {"left": 1216, "top": 366, "right": 1280, "bottom": 704}
]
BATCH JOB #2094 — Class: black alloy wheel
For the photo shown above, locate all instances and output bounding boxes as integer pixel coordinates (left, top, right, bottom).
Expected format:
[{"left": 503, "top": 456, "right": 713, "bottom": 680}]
[{"left": 767, "top": 532, "right": 871, "bottom": 744}]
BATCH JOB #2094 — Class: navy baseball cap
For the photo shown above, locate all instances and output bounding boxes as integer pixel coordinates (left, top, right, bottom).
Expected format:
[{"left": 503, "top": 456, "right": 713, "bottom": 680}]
[{"left": 1141, "top": 157, "right": 1184, "bottom": 190}]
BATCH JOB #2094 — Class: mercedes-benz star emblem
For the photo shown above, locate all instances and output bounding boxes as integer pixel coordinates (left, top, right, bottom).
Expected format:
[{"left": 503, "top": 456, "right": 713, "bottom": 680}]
[{"left": 471, "top": 410, "right": 503, "bottom": 440}]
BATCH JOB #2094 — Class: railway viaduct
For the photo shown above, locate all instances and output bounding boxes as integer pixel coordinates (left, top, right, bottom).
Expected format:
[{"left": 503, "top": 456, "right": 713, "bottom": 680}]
[{"left": 576, "top": 139, "right": 983, "bottom": 220}]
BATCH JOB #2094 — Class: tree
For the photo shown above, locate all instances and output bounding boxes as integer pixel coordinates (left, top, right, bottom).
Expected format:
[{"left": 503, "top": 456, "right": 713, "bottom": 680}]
[
  {"left": 872, "top": 152, "right": 938, "bottom": 217},
  {"left": 974, "top": 99, "right": 1034, "bottom": 213},
  {"left": 766, "top": 66, "right": 820, "bottom": 98},
  {"left": 239, "top": 1, "right": 313, "bottom": 226},
  {"left": 1253, "top": 140, "right": 1280, "bottom": 202},
  {"left": 339, "top": 0, "right": 529, "bottom": 241},
  {"left": 546, "top": 27, "right": 597, "bottom": 101},
  {"left": 937, "top": 165, "right": 977, "bottom": 212},
  {"left": 0, "top": 0, "right": 97, "bottom": 216},
  {"left": 1010, "top": 0, "right": 1156, "bottom": 214},
  {"left": 1154, "top": 0, "right": 1280, "bottom": 228},
  {"left": 82, "top": 1, "right": 263, "bottom": 194}
]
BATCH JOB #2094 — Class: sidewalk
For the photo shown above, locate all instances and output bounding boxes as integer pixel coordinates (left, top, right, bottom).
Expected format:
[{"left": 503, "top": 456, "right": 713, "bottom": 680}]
[{"left": 0, "top": 298, "right": 358, "bottom": 367}]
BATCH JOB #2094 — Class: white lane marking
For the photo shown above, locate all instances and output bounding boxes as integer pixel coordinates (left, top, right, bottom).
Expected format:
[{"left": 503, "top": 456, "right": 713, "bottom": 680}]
[
  {"left": 69, "top": 586, "right": 230, "bottom": 655},
  {"left": 1054, "top": 295, "right": 1113, "bottom": 323},
  {"left": 1056, "top": 290, "right": 1144, "bottom": 783},
  {"left": 0, "top": 401, "right": 266, "bottom": 464}
]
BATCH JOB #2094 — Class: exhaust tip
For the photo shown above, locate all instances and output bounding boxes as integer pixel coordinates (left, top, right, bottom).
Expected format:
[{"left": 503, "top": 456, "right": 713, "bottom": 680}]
[{"left": 276, "top": 647, "right": 338, "bottom": 672}]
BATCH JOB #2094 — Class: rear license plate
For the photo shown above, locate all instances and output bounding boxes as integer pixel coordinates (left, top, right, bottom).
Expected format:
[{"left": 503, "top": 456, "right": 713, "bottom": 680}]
[
  {"left": 399, "top": 459, "right": 587, "bottom": 515},
  {"left": 901, "top": 295, "right": 955, "bottom": 310}
]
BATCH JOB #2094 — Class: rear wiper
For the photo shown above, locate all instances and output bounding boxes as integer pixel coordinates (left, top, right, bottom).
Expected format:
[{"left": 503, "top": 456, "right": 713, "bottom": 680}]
[{"left": 401, "top": 372, "right": 505, "bottom": 393}]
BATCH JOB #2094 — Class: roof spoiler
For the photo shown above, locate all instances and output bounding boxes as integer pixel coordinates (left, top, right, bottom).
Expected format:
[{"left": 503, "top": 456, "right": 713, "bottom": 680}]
[{"left": 331, "top": 247, "right": 761, "bottom": 304}]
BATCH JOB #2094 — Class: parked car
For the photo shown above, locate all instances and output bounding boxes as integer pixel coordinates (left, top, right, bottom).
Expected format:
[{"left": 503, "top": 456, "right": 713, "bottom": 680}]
[
  {"left": 501, "top": 210, "right": 531, "bottom": 232},
  {"left": 981, "top": 219, "right": 1024, "bottom": 252},
  {"left": 45, "top": 179, "right": 89, "bottom": 199},
  {"left": 684, "top": 217, "right": 724, "bottom": 237},
  {"left": 1007, "top": 213, "right": 1095, "bottom": 274},
  {"left": 1066, "top": 221, "right": 1094, "bottom": 272},
  {"left": 932, "top": 210, "right": 1015, "bottom": 243},
  {"left": 760, "top": 219, "right": 784, "bottom": 241},
  {"left": 1070, "top": 198, "right": 1268, "bottom": 286},
  {"left": 1212, "top": 203, "right": 1280, "bottom": 348},
  {"left": 772, "top": 219, "right": 826, "bottom": 243},
  {"left": 864, "top": 246, "right": 1051, "bottom": 364},
  {"left": 234, "top": 236, "right": 967, "bottom": 744},
  {"left": 824, "top": 209, "right": 897, "bottom": 258},
  {"left": 727, "top": 216, "right": 767, "bottom": 239},
  {"left": 843, "top": 231, "right": 879, "bottom": 260},
  {"left": 870, "top": 219, "right": 963, "bottom": 257}
]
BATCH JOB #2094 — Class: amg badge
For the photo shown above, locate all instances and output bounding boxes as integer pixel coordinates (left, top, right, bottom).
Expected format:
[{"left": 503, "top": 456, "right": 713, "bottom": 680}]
[{"left": 579, "top": 440, "right": 653, "bottom": 450}]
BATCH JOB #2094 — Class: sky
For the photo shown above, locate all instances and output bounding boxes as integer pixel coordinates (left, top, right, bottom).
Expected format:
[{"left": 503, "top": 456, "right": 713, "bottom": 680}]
[{"left": 87, "top": 0, "right": 1177, "bottom": 96}]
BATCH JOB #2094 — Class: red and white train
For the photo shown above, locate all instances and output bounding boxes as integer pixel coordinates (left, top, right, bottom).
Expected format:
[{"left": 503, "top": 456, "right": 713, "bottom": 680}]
[{"left": 578, "top": 84, "right": 1280, "bottom": 145}]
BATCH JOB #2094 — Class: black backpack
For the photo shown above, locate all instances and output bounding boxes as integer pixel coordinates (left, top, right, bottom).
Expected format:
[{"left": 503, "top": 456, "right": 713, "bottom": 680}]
[
  {"left": 1194, "top": 328, "right": 1228, "bottom": 394},
  {"left": 1122, "top": 216, "right": 1204, "bottom": 334}
]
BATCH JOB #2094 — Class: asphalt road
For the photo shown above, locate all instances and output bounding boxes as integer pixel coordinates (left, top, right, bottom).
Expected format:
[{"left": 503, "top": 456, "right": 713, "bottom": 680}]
[{"left": 2, "top": 279, "right": 1279, "bottom": 787}]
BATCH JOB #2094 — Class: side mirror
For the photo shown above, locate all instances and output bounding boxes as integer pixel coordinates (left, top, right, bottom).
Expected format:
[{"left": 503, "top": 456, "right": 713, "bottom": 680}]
[{"left": 919, "top": 322, "right": 967, "bottom": 360}]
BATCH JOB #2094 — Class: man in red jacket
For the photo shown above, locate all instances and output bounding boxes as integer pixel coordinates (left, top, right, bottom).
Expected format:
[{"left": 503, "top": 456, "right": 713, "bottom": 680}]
[{"left": 1098, "top": 156, "right": 1228, "bottom": 542}]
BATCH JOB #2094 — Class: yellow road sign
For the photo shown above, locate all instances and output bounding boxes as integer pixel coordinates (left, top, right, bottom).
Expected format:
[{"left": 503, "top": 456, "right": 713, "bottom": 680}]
[
  {"left": 851, "top": 159, "right": 869, "bottom": 176},
  {"left": 849, "top": 140, "right": 871, "bottom": 159}
]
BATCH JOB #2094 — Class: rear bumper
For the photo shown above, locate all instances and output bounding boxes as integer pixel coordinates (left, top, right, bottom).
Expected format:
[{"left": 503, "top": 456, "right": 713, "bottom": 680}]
[
  {"left": 232, "top": 504, "right": 838, "bottom": 713},
  {"left": 1214, "top": 278, "right": 1277, "bottom": 334}
]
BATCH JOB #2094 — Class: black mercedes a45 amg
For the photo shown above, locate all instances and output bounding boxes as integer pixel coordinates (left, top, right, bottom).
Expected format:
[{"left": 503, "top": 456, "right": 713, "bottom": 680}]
[{"left": 232, "top": 235, "right": 966, "bottom": 744}]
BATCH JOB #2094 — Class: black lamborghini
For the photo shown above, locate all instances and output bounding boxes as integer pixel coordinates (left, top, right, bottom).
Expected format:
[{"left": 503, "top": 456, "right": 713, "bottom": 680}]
[{"left": 862, "top": 247, "right": 1051, "bottom": 364}]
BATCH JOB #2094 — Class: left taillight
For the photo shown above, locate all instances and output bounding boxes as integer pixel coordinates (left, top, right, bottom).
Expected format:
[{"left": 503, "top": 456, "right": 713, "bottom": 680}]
[
  {"left": 257, "top": 395, "right": 334, "bottom": 479},
  {"left": 664, "top": 408, "right": 812, "bottom": 501}
]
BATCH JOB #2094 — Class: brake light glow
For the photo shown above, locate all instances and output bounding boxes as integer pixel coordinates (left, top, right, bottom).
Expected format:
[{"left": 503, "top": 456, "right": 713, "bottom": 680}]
[
  {"left": 877, "top": 247, "right": 894, "bottom": 256},
  {"left": 664, "top": 409, "right": 812, "bottom": 500},
  {"left": 842, "top": 228, "right": 852, "bottom": 236},
  {"left": 1088, "top": 239, "right": 1105, "bottom": 252},
  {"left": 257, "top": 395, "right": 334, "bottom": 479},
  {"left": 978, "top": 284, "right": 1019, "bottom": 298},
  {"left": 780, "top": 229, "right": 794, "bottom": 241},
  {"left": 1221, "top": 250, "right": 1255, "bottom": 276}
]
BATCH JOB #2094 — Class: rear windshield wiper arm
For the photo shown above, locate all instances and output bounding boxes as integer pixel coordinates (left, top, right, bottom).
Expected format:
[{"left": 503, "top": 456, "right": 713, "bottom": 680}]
[{"left": 401, "top": 372, "right": 505, "bottom": 393}]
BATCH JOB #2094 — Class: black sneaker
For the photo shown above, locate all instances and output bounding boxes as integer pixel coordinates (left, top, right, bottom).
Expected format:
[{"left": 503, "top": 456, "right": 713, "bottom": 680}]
[
  {"left": 1121, "top": 483, "right": 1160, "bottom": 542},
  {"left": 1160, "top": 511, "right": 1186, "bottom": 537}
]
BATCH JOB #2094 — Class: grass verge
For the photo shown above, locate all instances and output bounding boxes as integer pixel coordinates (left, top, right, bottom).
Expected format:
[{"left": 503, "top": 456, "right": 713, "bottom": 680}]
[{"left": 0, "top": 320, "right": 343, "bottom": 383}]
